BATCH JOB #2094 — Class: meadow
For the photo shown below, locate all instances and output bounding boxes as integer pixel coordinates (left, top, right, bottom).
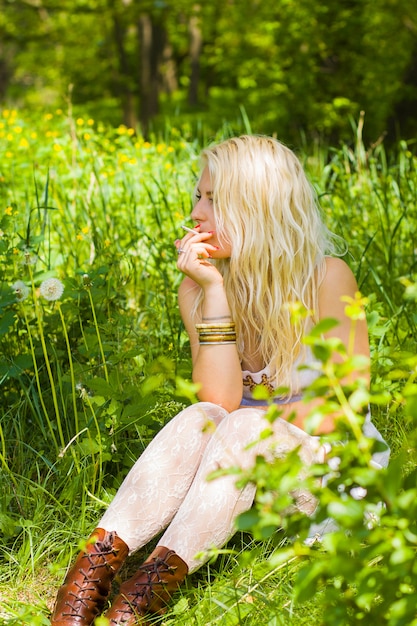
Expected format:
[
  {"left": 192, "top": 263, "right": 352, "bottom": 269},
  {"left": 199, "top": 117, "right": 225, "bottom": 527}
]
[{"left": 0, "top": 108, "right": 417, "bottom": 624}]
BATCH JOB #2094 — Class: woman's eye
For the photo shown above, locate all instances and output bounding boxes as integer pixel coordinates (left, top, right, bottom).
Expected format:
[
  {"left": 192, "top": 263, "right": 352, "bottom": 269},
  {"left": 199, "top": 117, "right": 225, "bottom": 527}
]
[{"left": 195, "top": 193, "right": 201, "bottom": 201}]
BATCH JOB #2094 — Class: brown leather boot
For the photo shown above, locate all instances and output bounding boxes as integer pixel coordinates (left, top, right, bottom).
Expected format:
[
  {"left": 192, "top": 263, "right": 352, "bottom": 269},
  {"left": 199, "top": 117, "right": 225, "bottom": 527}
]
[
  {"left": 103, "top": 546, "right": 189, "bottom": 625},
  {"left": 50, "top": 528, "right": 129, "bottom": 625}
]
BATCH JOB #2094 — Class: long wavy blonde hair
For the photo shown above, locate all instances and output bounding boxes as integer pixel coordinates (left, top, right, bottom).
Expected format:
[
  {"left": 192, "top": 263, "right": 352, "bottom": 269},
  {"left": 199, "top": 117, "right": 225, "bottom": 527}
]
[{"left": 195, "top": 135, "right": 340, "bottom": 394}]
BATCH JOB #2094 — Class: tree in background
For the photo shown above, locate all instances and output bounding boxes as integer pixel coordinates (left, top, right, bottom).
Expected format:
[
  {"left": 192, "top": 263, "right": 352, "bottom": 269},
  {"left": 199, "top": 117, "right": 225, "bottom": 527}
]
[{"left": 0, "top": 0, "right": 416, "bottom": 142}]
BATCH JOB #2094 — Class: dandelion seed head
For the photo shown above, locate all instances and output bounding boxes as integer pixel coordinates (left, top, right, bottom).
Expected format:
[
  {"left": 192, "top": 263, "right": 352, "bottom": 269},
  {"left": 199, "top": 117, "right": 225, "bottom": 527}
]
[
  {"left": 12, "top": 280, "right": 29, "bottom": 301},
  {"left": 39, "top": 277, "right": 64, "bottom": 301},
  {"left": 83, "top": 274, "right": 92, "bottom": 287},
  {"left": 22, "top": 247, "right": 38, "bottom": 266}
]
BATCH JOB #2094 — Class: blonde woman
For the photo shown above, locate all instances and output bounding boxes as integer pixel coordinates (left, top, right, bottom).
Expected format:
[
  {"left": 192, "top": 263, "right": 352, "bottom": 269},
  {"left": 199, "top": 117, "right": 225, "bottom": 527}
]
[{"left": 51, "top": 135, "right": 388, "bottom": 625}]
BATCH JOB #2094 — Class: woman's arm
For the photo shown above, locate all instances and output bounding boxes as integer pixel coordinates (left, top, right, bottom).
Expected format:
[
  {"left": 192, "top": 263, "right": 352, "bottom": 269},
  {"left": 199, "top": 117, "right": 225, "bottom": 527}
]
[
  {"left": 279, "top": 256, "right": 370, "bottom": 434},
  {"left": 179, "top": 276, "right": 243, "bottom": 411}
]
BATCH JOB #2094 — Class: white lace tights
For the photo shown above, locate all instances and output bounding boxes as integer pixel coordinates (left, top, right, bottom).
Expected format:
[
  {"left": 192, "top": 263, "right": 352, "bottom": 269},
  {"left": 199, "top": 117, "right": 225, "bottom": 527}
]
[{"left": 99, "top": 402, "right": 322, "bottom": 572}]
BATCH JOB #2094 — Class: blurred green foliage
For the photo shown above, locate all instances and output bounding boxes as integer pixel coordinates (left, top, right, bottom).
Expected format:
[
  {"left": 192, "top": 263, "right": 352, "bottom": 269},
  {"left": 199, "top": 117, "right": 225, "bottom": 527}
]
[{"left": 0, "top": 0, "right": 416, "bottom": 142}]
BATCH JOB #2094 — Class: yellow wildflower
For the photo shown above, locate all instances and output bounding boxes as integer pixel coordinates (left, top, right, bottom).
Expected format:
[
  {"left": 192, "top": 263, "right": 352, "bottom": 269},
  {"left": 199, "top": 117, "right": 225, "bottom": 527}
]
[
  {"left": 5, "top": 152, "right": 13, "bottom": 158},
  {"left": 76, "top": 118, "right": 84, "bottom": 126},
  {"left": 82, "top": 226, "right": 89, "bottom": 234},
  {"left": 19, "top": 138, "right": 29, "bottom": 148},
  {"left": 5, "top": 206, "right": 13, "bottom": 215},
  {"left": 87, "top": 119, "right": 94, "bottom": 126},
  {"left": 13, "top": 126, "right": 22, "bottom": 134},
  {"left": 44, "top": 113, "right": 53, "bottom": 120},
  {"left": 76, "top": 234, "right": 83, "bottom": 241},
  {"left": 53, "top": 144, "right": 62, "bottom": 152},
  {"left": 341, "top": 292, "right": 369, "bottom": 321}
]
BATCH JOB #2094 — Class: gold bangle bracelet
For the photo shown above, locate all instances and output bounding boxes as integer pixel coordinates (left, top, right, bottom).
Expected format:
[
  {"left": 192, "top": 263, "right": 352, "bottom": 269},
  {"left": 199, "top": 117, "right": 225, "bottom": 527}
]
[
  {"left": 202, "top": 315, "right": 232, "bottom": 322},
  {"left": 199, "top": 334, "right": 236, "bottom": 342},
  {"left": 196, "top": 322, "right": 236, "bottom": 331},
  {"left": 198, "top": 330, "right": 236, "bottom": 336},
  {"left": 196, "top": 330, "right": 236, "bottom": 335},
  {"left": 199, "top": 339, "right": 237, "bottom": 345}
]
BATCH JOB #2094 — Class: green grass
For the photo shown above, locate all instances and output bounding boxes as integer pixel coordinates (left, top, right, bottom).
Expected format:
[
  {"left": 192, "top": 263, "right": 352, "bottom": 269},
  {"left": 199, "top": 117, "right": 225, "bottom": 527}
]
[{"left": 0, "top": 107, "right": 416, "bottom": 624}]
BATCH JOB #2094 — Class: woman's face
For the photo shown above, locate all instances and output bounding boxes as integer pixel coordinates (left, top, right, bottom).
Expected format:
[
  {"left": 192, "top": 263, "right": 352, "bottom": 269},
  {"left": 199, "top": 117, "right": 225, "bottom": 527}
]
[{"left": 190, "top": 166, "right": 232, "bottom": 259}]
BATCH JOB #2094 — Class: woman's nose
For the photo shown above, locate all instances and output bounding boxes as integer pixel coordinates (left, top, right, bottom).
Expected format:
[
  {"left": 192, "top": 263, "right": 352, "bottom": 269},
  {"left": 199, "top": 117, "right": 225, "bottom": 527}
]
[{"left": 190, "top": 203, "right": 201, "bottom": 221}]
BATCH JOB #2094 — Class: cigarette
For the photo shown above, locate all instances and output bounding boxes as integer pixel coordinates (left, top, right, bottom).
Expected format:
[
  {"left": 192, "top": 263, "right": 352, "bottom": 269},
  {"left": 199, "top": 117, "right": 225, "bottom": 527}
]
[{"left": 181, "top": 224, "right": 200, "bottom": 235}]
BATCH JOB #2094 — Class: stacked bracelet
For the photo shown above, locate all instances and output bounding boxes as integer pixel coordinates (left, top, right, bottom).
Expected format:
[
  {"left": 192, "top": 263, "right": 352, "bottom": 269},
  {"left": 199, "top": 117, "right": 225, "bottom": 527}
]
[{"left": 195, "top": 322, "right": 236, "bottom": 345}]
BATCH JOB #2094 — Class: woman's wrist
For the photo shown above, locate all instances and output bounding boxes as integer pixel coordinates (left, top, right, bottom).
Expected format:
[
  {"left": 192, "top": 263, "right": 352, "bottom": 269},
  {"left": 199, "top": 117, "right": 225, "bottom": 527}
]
[{"left": 200, "top": 284, "right": 232, "bottom": 321}]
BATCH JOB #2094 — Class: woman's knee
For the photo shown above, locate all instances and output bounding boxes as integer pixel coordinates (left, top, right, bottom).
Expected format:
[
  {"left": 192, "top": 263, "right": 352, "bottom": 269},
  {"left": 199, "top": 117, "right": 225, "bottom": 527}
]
[
  {"left": 211, "top": 408, "right": 270, "bottom": 463},
  {"left": 172, "top": 402, "right": 229, "bottom": 432},
  {"left": 215, "top": 407, "right": 267, "bottom": 437}
]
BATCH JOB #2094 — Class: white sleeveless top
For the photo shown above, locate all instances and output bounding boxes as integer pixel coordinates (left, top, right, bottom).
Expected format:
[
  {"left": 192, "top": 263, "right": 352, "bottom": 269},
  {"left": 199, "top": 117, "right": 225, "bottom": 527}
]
[{"left": 241, "top": 347, "right": 319, "bottom": 405}]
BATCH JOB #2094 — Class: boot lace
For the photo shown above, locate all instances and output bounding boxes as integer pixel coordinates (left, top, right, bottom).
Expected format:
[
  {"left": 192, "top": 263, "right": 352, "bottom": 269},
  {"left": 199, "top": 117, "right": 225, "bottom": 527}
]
[
  {"left": 112, "top": 552, "right": 177, "bottom": 619},
  {"left": 63, "top": 531, "right": 120, "bottom": 617}
]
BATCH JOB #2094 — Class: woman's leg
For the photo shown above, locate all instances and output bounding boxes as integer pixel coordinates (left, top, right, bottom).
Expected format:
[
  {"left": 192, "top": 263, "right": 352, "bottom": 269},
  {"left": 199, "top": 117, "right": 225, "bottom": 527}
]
[
  {"left": 156, "top": 408, "right": 322, "bottom": 572},
  {"left": 51, "top": 402, "right": 227, "bottom": 625},
  {"left": 98, "top": 402, "right": 228, "bottom": 552},
  {"left": 103, "top": 408, "right": 322, "bottom": 624}
]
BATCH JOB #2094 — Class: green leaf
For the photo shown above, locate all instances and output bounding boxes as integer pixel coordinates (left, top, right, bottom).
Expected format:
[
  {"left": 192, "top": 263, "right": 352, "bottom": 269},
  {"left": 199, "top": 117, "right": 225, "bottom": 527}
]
[
  {"left": 308, "top": 318, "right": 340, "bottom": 337},
  {"left": 0, "top": 310, "right": 15, "bottom": 335},
  {"left": 87, "top": 377, "right": 114, "bottom": 396}
]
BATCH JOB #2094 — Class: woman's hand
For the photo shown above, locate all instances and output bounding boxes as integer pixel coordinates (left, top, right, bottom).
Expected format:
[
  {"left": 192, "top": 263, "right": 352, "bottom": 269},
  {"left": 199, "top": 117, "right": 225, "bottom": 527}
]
[{"left": 175, "top": 228, "right": 223, "bottom": 288}]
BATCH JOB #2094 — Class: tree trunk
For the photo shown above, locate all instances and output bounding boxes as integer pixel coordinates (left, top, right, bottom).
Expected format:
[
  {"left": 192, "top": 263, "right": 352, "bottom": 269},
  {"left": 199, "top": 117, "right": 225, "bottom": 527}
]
[
  {"left": 161, "top": 39, "right": 177, "bottom": 94},
  {"left": 138, "top": 14, "right": 152, "bottom": 134},
  {"left": 0, "top": 55, "right": 11, "bottom": 101},
  {"left": 111, "top": 6, "right": 137, "bottom": 128},
  {"left": 188, "top": 7, "right": 202, "bottom": 106}
]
